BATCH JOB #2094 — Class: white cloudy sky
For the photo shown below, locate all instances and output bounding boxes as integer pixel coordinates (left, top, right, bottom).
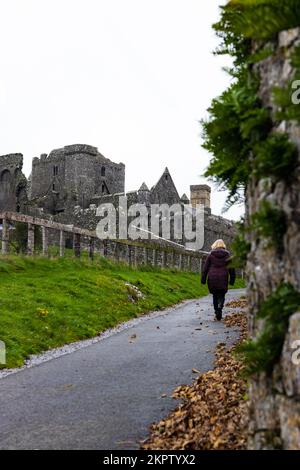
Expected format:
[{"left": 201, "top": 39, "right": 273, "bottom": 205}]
[{"left": 0, "top": 0, "right": 244, "bottom": 220}]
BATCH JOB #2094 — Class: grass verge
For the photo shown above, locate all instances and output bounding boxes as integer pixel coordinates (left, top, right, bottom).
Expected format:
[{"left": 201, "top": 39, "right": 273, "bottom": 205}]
[{"left": 0, "top": 254, "right": 245, "bottom": 369}]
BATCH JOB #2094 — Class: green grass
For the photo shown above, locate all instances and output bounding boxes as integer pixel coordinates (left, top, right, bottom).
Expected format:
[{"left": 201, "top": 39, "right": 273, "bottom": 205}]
[{"left": 0, "top": 254, "right": 245, "bottom": 369}]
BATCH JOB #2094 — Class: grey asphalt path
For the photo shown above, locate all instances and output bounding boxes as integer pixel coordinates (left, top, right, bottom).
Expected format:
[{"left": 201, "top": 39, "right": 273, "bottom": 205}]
[{"left": 0, "top": 289, "right": 245, "bottom": 450}]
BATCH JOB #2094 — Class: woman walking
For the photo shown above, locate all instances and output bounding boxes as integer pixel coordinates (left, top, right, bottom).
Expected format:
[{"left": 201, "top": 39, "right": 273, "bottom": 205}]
[{"left": 201, "top": 239, "right": 236, "bottom": 321}]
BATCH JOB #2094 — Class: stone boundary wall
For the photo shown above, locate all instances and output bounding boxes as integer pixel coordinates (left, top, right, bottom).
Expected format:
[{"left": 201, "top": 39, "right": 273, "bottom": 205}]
[
  {"left": 51, "top": 202, "right": 237, "bottom": 253},
  {"left": 0, "top": 211, "right": 208, "bottom": 273}
]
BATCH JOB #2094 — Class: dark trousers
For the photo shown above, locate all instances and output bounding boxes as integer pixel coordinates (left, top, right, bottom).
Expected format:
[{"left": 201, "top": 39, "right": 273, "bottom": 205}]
[{"left": 212, "top": 290, "right": 226, "bottom": 312}]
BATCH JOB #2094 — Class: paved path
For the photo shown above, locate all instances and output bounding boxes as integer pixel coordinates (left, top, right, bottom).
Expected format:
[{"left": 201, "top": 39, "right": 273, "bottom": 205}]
[{"left": 0, "top": 289, "right": 245, "bottom": 450}]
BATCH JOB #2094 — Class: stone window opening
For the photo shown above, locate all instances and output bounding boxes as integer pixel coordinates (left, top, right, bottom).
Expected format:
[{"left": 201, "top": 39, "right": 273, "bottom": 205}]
[
  {"left": 52, "top": 183, "right": 55, "bottom": 191},
  {"left": 53, "top": 165, "right": 59, "bottom": 176},
  {"left": 0, "top": 169, "right": 11, "bottom": 183},
  {"left": 101, "top": 166, "right": 106, "bottom": 177}
]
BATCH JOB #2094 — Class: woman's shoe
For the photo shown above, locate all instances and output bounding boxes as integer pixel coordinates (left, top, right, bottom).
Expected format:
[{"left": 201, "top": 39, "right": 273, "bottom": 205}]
[{"left": 215, "top": 309, "right": 222, "bottom": 321}]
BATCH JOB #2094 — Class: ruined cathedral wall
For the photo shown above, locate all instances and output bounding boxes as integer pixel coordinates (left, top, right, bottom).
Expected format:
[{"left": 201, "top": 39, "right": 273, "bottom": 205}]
[
  {"left": 203, "top": 211, "right": 237, "bottom": 252},
  {"left": 29, "top": 144, "right": 125, "bottom": 213},
  {"left": 58, "top": 197, "right": 237, "bottom": 253},
  {"left": 63, "top": 151, "right": 124, "bottom": 207},
  {"left": 104, "top": 160, "right": 125, "bottom": 195},
  {"left": 64, "top": 152, "right": 100, "bottom": 208},
  {"left": 0, "top": 153, "right": 27, "bottom": 212},
  {"left": 31, "top": 152, "right": 66, "bottom": 200}
]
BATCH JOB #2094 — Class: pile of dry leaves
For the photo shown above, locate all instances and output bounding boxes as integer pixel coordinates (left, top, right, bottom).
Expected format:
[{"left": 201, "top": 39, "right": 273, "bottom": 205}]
[
  {"left": 225, "top": 298, "right": 247, "bottom": 310},
  {"left": 141, "top": 304, "right": 249, "bottom": 450}
]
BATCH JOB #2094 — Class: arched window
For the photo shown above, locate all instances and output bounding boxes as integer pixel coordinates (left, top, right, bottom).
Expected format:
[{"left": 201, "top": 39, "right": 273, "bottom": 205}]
[
  {"left": 101, "top": 166, "right": 106, "bottom": 177},
  {"left": 0, "top": 169, "right": 12, "bottom": 183},
  {"left": 0, "top": 170, "right": 12, "bottom": 207},
  {"left": 0, "top": 170, "right": 12, "bottom": 196}
]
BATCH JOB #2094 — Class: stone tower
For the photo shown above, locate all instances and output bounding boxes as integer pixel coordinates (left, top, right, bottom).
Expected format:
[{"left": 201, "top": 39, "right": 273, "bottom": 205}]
[
  {"left": 190, "top": 184, "right": 211, "bottom": 209},
  {"left": 30, "top": 144, "right": 125, "bottom": 215}
]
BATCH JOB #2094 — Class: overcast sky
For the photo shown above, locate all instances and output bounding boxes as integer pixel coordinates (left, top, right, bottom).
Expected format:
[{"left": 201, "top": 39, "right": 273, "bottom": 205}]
[{"left": 0, "top": 0, "right": 244, "bottom": 220}]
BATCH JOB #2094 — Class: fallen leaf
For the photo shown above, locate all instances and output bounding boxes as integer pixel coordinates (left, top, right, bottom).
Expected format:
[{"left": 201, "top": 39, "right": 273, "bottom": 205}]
[
  {"left": 129, "top": 334, "right": 137, "bottom": 341},
  {"left": 141, "top": 308, "right": 249, "bottom": 451}
]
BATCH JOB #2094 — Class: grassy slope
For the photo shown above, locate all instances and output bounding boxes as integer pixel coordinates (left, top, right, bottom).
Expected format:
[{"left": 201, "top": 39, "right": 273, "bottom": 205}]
[{"left": 0, "top": 255, "right": 245, "bottom": 369}]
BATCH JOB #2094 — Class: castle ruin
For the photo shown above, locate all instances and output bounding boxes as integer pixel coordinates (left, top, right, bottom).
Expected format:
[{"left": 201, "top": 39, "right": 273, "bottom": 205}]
[
  {"left": 0, "top": 144, "right": 236, "bottom": 251},
  {"left": 30, "top": 144, "right": 125, "bottom": 214}
]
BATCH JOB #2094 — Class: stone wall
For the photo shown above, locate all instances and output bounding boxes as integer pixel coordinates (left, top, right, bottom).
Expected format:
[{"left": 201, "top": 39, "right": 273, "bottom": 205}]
[
  {"left": 203, "top": 210, "right": 236, "bottom": 252},
  {"left": 56, "top": 202, "right": 236, "bottom": 253},
  {"left": 0, "top": 153, "right": 27, "bottom": 212},
  {"left": 247, "top": 28, "right": 300, "bottom": 450},
  {"left": 1, "top": 210, "right": 207, "bottom": 274},
  {"left": 93, "top": 239, "right": 205, "bottom": 272},
  {"left": 30, "top": 144, "right": 125, "bottom": 214}
]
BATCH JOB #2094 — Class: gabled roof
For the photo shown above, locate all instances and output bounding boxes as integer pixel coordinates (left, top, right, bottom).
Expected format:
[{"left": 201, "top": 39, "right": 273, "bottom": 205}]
[
  {"left": 150, "top": 167, "right": 181, "bottom": 205},
  {"left": 139, "top": 182, "right": 149, "bottom": 192},
  {"left": 152, "top": 167, "right": 168, "bottom": 189},
  {"left": 180, "top": 193, "right": 189, "bottom": 202}
]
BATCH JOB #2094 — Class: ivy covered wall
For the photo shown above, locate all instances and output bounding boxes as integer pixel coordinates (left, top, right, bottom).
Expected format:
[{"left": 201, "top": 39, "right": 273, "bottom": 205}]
[{"left": 202, "top": 1, "right": 300, "bottom": 449}]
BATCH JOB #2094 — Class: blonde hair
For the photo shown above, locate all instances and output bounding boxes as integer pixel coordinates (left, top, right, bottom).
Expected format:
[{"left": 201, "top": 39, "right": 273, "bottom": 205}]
[{"left": 211, "top": 239, "right": 226, "bottom": 250}]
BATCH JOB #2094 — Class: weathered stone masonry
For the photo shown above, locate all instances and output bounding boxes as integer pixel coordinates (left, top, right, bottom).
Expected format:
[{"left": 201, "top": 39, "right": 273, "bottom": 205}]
[
  {"left": 247, "top": 28, "right": 300, "bottom": 450},
  {"left": 0, "top": 144, "right": 237, "bottom": 253},
  {"left": 0, "top": 211, "right": 208, "bottom": 273},
  {"left": 30, "top": 144, "right": 125, "bottom": 214},
  {"left": 0, "top": 154, "right": 27, "bottom": 213},
  {"left": 60, "top": 203, "right": 237, "bottom": 253}
]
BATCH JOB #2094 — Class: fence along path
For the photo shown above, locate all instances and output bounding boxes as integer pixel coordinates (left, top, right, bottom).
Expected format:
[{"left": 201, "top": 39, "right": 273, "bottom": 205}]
[{"left": 0, "top": 211, "right": 208, "bottom": 272}]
